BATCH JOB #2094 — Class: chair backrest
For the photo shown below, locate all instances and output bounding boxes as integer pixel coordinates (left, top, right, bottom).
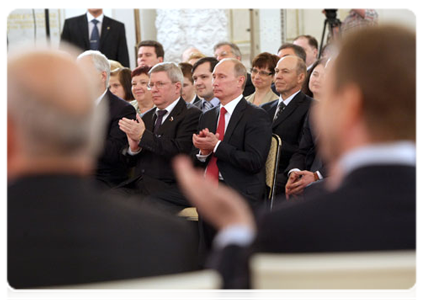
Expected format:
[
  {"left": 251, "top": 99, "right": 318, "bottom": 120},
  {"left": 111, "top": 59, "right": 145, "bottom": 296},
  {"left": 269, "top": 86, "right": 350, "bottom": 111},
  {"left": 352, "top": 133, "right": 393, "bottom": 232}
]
[
  {"left": 178, "top": 207, "right": 199, "bottom": 221},
  {"left": 265, "top": 134, "right": 282, "bottom": 209},
  {"left": 5, "top": 270, "right": 221, "bottom": 300},
  {"left": 250, "top": 251, "right": 416, "bottom": 289}
]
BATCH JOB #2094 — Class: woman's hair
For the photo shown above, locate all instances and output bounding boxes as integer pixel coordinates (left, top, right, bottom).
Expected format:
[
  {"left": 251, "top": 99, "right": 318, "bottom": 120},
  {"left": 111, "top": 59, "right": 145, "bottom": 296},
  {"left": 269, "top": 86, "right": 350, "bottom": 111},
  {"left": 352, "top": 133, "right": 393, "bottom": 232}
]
[
  {"left": 110, "top": 67, "right": 133, "bottom": 101},
  {"left": 251, "top": 52, "right": 279, "bottom": 74},
  {"left": 302, "top": 58, "right": 327, "bottom": 97}
]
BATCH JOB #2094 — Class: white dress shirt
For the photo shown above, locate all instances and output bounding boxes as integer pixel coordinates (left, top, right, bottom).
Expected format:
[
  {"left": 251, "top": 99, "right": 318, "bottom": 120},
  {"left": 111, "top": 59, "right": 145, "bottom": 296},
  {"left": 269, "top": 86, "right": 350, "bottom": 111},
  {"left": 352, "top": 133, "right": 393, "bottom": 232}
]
[{"left": 87, "top": 12, "right": 104, "bottom": 38}]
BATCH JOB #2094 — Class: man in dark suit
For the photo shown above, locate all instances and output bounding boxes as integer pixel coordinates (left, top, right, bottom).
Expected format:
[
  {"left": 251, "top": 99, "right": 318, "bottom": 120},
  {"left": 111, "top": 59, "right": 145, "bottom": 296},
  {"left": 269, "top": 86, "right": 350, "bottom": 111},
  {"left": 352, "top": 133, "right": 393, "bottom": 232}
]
[
  {"left": 8, "top": 48, "right": 197, "bottom": 289},
  {"left": 173, "top": 24, "right": 416, "bottom": 288},
  {"left": 61, "top": 9, "right": 130, "bottom": 67},
  {"left": 118, "top": 62, "right": 201, "bottom": 210},
  {"left": 193, "top": 58, "right": 272, "bottom": 208},
  {"left": 192, "top": 58, "right": 271, "bottom": 258},
  {"left": 284, "top": 112, "right": 328, "bottom": 199},
  {"left": 213, "top": 42, "right": 255, "bottom": 97},
  {"left": 261, "top": 55, "right": 313, "bottom": 195},
  {"left": 77, "top": 50, "right": 136, "bottom": 188}
]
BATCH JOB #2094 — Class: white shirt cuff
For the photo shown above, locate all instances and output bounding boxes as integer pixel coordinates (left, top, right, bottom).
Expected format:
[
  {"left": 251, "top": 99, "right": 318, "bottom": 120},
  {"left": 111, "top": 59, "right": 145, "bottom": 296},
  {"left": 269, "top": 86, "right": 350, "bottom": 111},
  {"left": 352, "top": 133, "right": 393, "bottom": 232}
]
[
  {"left": 127, "top": 146, "right": 142, "bottom": 155},
  {"left": 316, "top": 171, "right": 323, "bottom": 180},
  {"left": 196, "top": 151, "right": 211, "bottom": 162},
  {"left": 213, "top": 225, "right": 255, "bottom": 249},
  {"left": 288, "top": 168, "right": 301, "bottom": 176},
  {"left": 213, "top": 140, "right": 221, "bottom": 153}
]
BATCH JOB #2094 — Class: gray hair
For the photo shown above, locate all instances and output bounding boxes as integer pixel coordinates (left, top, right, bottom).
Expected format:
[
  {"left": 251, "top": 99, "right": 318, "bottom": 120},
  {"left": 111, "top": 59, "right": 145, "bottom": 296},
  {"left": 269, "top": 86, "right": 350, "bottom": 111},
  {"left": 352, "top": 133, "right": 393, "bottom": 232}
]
[
  {"left": 8, "top": 50, "right": 106, "bottom": 159},
  {"left": 213, "top": 42, "right": 242, "bottom": 59},
  {"left": 149, "top": 62, "right": 183, "bottom": 85},
  {"left": 77, "top": 50, "right": 111, "bottom": 86}
]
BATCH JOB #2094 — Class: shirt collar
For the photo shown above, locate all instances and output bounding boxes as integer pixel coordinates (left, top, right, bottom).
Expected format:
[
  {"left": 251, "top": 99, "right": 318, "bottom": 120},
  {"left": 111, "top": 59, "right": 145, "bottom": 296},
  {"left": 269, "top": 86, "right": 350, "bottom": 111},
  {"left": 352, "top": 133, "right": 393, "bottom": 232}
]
[
  {"left": 87, "top": 12, "right": 104, "bottom": 23},
  {"left": 157, "top": 97, "right": 180, "bottom": 115},
  {"left": 210, "top": 97, "right": 220, "bottom": 107},
  {"left": 189, "top": 95, "right": 197, "bottom": 104},
  {"left": 278, "top": 90, "right": 301, "bottom": 107},
  {"left": 220, "top": 94, "right": 243, "bottom": 115},
  {"left": 338, "top": 141, "right": 416, "bottom": 177},
  {"left": 95, "top": 89, "right": 108, "bottom": 106}
]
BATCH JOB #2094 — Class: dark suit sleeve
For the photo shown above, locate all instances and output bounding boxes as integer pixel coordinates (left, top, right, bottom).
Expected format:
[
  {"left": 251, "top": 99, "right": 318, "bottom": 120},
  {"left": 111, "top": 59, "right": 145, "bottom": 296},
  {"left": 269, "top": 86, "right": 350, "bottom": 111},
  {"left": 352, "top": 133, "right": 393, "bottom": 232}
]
[
  {"left": 139, "top": 107, "right": 201, "bottom": 158},
  {"left": 116, "top": 24, "right": 130, "bottom": 67},
  {"left": 284, "top": 113, "right": 313, "bottom": 173},
  {"left": 103, "top": 103, "right": 136, "bottom": 165},
  {"left": 215, "top": 108, "right": 272, "bottom": 174}
]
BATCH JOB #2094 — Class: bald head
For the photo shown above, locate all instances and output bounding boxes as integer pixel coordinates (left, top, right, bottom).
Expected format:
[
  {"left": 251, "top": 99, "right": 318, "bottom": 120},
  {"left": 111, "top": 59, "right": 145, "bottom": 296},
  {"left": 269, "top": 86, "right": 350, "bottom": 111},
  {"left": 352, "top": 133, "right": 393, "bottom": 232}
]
[
  {"left": 9, "top": 51, "right": 94, "bottom": 116},
  {"left": 8, "top": 49, "right": 106, "bottom": 175},
  {"left": 274, "top": 55, "right": 307, "bottom": 98}
]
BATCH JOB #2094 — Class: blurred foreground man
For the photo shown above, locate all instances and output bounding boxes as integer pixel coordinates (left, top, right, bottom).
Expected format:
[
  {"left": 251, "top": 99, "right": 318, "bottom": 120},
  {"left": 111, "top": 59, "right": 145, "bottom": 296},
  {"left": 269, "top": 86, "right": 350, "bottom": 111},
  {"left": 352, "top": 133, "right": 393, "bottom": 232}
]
[
  {"left": 174, "top": 24, "right": 416, "bottom": 288},
  {"left": 8, "top": 48, "right": 197, "bottom": 289}
]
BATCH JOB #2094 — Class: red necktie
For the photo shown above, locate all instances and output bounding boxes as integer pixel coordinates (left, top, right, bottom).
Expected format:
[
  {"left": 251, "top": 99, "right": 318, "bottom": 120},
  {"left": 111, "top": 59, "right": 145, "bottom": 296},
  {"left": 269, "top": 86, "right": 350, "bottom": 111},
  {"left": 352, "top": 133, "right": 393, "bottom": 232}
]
[{"left": 205, "top": 107, "right": 227, "bottom": 182}]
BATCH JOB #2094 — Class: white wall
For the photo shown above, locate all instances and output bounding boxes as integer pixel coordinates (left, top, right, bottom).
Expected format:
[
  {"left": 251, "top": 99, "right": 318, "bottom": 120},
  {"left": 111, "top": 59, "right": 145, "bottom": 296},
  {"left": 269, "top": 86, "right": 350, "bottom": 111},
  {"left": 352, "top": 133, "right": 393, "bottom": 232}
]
[
  {"left": 377, "top": 9, "right": 416, "bottom": 29},
  {"left": 258, "top": 9, "right": 282, "bottom": 55}
]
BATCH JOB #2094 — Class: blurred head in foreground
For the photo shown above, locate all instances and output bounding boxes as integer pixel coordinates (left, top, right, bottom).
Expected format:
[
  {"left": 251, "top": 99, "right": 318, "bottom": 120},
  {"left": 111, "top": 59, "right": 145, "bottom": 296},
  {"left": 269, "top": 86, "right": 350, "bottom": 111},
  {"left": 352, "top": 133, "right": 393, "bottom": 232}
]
[
  {"left": 313, "top": 24, "right": 415, "bottom": 164},
  {"left": 8, "top": 45, "right": 106, "bottom": 180}
]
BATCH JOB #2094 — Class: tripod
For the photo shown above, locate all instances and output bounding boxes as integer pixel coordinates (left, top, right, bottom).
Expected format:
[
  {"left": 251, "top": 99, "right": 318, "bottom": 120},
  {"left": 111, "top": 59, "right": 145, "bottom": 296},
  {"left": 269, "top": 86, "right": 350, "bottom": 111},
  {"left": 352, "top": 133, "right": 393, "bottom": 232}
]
[{"left": 318, "top": 13, "right": 341, "bottom": 58}]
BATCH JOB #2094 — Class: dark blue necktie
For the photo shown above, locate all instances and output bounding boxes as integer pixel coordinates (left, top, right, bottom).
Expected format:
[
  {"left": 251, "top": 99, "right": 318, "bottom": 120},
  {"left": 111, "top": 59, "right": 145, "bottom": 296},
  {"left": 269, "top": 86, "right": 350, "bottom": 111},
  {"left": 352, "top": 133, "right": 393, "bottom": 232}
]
[{"left": 90, "top": 19, "right": 100, "bottom": 50}]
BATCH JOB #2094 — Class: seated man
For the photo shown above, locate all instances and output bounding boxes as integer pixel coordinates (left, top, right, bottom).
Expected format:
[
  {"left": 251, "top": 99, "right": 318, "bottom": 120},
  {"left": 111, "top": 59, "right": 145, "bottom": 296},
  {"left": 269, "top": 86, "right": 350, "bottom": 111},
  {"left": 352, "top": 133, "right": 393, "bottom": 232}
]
[
  {"left": 192, "top": 57, "right": 221, "bottom": 112},
  {"left": 77, "top": 50, "right": 136, "bottom": 188},
  {"left": 8, "top": 48, "right": 198, "bottom": 288},
  {"left": 193, "top": 58, "right": 272, "bottom": 257},
  {"left": 174, "top": 24, "right": 416, "bottom": 288},
  {"left": 284, "top": 112, "right": 328, "bottom": 199},
  {"left": 193, "top": 58, "right": 272, "bottom": 208},
  {"left": 118, "top": 62, "right": 201, "bottom": 211},
  {"left": 261, "top": 56, "right": 313, "bottom": 195}
]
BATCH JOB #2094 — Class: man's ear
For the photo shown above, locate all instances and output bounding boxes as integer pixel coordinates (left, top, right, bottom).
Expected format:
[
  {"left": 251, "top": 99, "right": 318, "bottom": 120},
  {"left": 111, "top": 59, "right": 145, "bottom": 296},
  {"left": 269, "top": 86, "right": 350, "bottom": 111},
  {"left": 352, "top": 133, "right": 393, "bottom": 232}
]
[
  {"left": 158, "top": 57, "right": 164, "bottom": 63},
  {"left": 312, "top": 47, "right": 318, "bottom": 59},
  {"left": 238, "top": 76, "right": 246, "bottom": 89},
  {"left": 297, "top": 72, "right": 305, "bottom": 85},
  {"left": 101, "top": 71, "right": 108, "bottom": 84},
  {"left": 339, "top": 83, "right": 364, "bottom": 129},
  {"left": 174, "top": 81, "right": 182, "bottom": 94}
]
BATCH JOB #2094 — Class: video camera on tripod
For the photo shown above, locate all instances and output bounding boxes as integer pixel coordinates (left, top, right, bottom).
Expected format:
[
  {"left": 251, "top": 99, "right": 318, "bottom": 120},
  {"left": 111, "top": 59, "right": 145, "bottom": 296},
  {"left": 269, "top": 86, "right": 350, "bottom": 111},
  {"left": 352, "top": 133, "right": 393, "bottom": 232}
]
[{"left": 319, "top": 9, "right": 342, "bottom": 58}]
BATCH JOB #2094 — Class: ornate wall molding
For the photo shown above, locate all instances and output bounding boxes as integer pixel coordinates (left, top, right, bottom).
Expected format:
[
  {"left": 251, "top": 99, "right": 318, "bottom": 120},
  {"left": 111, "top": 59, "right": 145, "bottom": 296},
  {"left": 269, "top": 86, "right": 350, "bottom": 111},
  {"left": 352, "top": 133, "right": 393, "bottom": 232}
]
[{"left": 156, "top": 9, "right": 228, "bottom": 63}]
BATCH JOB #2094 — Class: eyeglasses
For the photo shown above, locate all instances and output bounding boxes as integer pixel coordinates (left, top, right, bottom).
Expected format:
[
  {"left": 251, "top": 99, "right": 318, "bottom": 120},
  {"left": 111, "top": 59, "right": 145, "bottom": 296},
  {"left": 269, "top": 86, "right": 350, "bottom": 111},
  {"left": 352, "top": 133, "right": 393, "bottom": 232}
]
[
  {"left": 147, "top": 81, "right": 172, "bottom": 90},
  {"left": 251, "top": 68, "right": 273, "bottom": 77}
]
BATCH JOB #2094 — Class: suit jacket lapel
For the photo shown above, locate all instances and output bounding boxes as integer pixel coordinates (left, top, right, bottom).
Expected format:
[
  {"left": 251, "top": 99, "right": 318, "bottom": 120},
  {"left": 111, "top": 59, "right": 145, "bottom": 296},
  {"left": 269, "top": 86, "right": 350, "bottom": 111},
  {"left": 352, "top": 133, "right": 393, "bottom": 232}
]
[
  {"left": 143, "top": 107, "right": 157, "bottom": 132},
  {"left": 156, "top": 99, "right": 185, "bottom": 134},
  {"left": 205, "top": 106, "right": 219, "bottom": 133},
  {"left": 223, "top": 98, "right": 247, "bottom": 142},
  {"left": 273, "top": 92, "right": 304, "bottom": 129},
  {"left": 100, "top": 16, "right": 111, "bottom": 47},
  {"left": 267, "top": 100, "right": 278, "bottom": 123},
  {"left": 80, "top": 15, "right": 90, "bottom": 49}
]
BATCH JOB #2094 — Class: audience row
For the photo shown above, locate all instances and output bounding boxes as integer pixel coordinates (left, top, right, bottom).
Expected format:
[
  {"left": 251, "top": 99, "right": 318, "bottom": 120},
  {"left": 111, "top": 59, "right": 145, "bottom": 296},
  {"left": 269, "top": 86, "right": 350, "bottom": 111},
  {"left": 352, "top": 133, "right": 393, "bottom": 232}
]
[{"left": 8, "top": 8, "right": 414, "bottom": 290}]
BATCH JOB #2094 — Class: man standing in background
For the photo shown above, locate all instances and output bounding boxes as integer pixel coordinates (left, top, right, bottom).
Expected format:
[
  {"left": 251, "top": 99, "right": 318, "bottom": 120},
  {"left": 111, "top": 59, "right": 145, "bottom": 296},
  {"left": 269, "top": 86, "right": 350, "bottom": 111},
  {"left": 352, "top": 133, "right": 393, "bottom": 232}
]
[{"left": 61, "top": 9, "right": 130, "bottom": 67}]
